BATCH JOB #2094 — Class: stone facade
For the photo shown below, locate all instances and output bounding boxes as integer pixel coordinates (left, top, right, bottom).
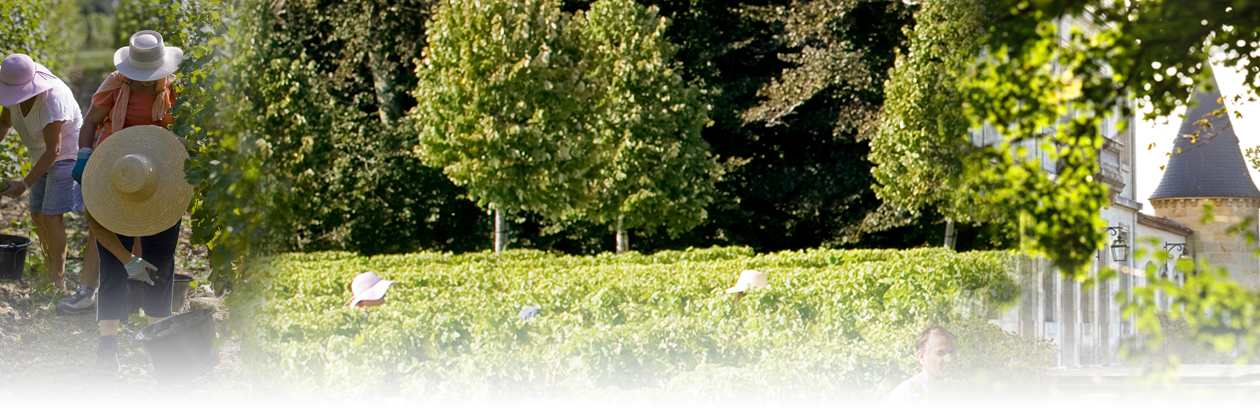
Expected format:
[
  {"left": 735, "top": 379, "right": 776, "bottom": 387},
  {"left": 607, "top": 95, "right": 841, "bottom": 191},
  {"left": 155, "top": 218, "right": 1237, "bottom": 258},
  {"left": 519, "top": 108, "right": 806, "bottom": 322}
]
[{"left": 1150, "top": 197, "right": 1260, "bottom": 288}]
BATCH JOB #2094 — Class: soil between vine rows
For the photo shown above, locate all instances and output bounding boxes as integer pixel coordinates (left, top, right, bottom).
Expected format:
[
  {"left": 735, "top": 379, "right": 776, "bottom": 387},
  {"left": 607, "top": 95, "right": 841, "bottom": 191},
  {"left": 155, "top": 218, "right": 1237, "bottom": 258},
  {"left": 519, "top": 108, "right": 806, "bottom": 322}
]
[{"left": 0, "top": 197, "right": 264, "bottom": 403}]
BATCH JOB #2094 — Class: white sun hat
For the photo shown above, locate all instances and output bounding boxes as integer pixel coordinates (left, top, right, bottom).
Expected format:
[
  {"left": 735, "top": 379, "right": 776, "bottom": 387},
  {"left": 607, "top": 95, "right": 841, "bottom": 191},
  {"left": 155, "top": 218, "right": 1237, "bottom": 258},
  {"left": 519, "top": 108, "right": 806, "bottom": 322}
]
[
  {"left": 81, "top": 125, "right": 193, "bottom": 237},
  {"left": 725, "top": 270, "right": 769, "bottom": 293},
  {"left": 349, "top": 272, "right": 395, "bottom": 307},
  {"left": 114, "top": 30, "right": 184, "bottom": 81}
]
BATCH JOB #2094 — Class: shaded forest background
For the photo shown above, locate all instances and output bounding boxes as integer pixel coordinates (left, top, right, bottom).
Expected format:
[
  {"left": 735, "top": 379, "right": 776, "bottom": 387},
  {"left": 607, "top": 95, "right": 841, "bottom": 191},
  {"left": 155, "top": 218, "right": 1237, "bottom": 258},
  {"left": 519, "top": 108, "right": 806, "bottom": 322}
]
[{"left": 51, "top": 0, "right": 1012, "bottom": 256}]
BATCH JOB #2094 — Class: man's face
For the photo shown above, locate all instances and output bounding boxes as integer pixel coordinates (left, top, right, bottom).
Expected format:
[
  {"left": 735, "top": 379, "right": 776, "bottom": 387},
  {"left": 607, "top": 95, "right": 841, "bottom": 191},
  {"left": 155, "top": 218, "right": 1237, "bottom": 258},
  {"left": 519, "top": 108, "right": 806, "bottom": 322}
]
[{"left": 916, "top": 332, "right": 957, "bottom": 381}]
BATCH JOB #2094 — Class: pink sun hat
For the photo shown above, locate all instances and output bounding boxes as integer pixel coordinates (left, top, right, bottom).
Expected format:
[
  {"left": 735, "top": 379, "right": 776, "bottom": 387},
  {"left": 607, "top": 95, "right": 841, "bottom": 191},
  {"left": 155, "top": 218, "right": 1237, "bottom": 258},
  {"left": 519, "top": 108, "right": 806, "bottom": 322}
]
[
  {"left": 0, "top": 54, "right": 59, "bottom": 107},
  {"left": 349, "top": 272, "right": 395, "bottom": 307}
]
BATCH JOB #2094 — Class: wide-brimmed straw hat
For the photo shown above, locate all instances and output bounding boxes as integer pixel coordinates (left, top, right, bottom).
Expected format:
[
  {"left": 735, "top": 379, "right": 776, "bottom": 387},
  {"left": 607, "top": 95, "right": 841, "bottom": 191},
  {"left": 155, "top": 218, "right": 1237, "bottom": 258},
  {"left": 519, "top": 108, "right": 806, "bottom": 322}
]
[
  {"left": 0, "top": 54, "right": 59, "bottom": 107},
  {"left": 82, "top": 125, "right": 192, "bottom": 237},
  {"left": 349, "top": 272, "right": 395, "bottom": 307},
  {"left": 114, "top": 30, "right": 184, "bottom": 82}
]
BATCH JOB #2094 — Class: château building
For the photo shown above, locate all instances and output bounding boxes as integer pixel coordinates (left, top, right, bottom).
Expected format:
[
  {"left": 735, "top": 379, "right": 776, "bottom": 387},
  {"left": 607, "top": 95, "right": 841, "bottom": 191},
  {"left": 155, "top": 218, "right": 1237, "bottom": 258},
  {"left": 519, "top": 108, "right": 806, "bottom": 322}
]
[{"left": 990, "top": 67, "right": 1260, "bottom": 368}]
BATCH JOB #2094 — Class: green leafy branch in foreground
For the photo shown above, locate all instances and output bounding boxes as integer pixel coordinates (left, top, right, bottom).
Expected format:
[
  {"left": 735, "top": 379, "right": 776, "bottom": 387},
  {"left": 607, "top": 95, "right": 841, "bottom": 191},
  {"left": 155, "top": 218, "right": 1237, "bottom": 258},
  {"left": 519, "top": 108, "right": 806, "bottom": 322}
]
[{"left": 880, "top": 1, "right": 1260, "bottom": 281}]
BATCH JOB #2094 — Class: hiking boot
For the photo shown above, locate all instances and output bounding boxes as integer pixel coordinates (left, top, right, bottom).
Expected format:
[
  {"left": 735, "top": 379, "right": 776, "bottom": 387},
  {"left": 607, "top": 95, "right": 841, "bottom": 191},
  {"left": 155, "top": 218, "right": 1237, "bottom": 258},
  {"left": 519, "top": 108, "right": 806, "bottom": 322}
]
[
  {"left": 57, "top": 286, "right": 96, "bottom": 314},
  {"left": 60, "top": 285, "right": 91, "bottom": 303},
  {"left": 95, "top": 335, "right": 119, "bottom": 373}
]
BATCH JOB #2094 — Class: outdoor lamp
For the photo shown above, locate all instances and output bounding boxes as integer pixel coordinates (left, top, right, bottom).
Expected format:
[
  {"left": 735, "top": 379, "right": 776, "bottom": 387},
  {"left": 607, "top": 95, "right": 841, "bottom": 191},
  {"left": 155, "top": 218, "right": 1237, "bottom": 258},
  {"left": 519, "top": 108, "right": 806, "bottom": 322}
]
[
  {"left": 1165, "top": 242, "right": 1188, "bottom": 260},
  {"left": 1105, "top": 226, "right": 1128, "bottom": 262}
]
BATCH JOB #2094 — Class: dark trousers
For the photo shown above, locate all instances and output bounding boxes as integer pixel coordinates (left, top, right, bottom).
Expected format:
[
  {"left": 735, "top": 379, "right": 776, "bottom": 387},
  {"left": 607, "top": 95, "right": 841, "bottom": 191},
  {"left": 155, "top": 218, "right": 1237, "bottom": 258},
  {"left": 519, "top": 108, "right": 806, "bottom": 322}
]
[{"left": 96, "top": 221, "right": 180, "bottom": 321}]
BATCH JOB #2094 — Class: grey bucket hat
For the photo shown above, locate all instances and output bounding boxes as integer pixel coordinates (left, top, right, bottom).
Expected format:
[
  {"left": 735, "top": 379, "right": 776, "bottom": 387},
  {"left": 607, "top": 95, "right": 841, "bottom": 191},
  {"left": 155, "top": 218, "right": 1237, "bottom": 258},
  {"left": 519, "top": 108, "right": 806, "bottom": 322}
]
[{"left": 113, "top": 30, "right": 184, "bottom": 81}]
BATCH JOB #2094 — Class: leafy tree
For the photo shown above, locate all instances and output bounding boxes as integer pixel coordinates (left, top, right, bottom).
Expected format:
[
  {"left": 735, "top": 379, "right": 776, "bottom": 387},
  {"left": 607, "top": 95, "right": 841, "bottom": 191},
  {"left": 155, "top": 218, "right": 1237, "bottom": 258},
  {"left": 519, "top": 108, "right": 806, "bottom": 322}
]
[
  {"left": 736, "top": 0, "right": 919, "bottom": 248},
  {"left": 213, "top": 0, "right": 487, "bottom": 256},
  {"left": 574, "top": 0, "right": 722, "bottom": 253},
  {"left": 412, "top": 0, "right": 602, "bottom": 251},
  {"left": 869, "top": 0, "right": 1017, "bottom": 247}
]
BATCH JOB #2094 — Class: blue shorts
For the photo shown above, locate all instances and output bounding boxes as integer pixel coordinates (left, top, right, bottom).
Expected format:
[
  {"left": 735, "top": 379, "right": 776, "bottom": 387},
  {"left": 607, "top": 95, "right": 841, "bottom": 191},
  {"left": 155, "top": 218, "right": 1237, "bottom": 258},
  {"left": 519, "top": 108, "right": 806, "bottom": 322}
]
[{"left": 29, "top": 159, "right": 84, "bottom": 215}]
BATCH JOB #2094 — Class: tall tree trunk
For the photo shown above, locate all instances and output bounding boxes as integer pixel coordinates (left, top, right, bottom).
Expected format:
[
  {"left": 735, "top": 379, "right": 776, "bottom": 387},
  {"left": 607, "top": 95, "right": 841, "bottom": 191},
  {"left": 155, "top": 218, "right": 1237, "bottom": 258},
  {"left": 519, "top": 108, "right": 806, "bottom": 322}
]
[
  {"left": 368, "top": 49, "right": 400, "bottom": 125},
  {"left": 616, "top": 214, "right": 629, "bottom": 254},
  {"left": 494, "top": 208, "right": 508, "bottom": 253},
  {"left": 944, "top": 217, "right": 956, "bottom": 249}
]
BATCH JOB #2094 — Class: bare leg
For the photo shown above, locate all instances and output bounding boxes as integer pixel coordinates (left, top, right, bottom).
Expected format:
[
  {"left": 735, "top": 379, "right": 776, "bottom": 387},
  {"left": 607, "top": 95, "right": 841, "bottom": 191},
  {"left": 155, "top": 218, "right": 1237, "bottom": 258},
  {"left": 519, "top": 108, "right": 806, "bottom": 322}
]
[
  {"left": 85, "top": 210, "right": 131, "bottom": 262},
  {"left": 31, "top": 212, "right": 67, "bottom": 293},
  {"left": 43, "top": 213, "right": 69, "bottom": 292},
  {"left": 30, "top": 212, "right": 49, "bottom": 278},
  {"left": 83, "top": 231, "right": 99, "bottom": 288},
  {"left": 99, "top": 319, "right": 120, "bottom": 336}
]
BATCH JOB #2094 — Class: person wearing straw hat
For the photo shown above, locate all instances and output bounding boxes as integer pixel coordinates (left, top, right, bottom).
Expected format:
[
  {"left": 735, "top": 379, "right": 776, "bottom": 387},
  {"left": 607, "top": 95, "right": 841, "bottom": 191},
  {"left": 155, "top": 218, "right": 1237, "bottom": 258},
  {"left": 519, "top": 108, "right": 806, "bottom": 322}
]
[
  {"left": 74, "top": 30, "right": 189, "bottom": 373},
  {"left": 82, "top": 125, "right": 192, "bottom": 373},
  {"left": 75, "top": 30, "right": 182, "bottom": 276},
  {"left": 0, "top": 53, "right": 100, "bottom": 302}
]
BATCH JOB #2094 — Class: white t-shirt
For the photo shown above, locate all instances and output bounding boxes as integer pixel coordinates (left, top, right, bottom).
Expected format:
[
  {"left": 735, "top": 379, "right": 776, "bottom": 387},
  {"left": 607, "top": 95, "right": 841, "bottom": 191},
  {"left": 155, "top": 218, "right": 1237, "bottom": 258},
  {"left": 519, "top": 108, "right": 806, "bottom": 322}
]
[
  {"left": 885, "top": 372, "right": 930, "bottom": 403},
  {"left": 5, "top": 78, "right": 82, "bottom": 164}
]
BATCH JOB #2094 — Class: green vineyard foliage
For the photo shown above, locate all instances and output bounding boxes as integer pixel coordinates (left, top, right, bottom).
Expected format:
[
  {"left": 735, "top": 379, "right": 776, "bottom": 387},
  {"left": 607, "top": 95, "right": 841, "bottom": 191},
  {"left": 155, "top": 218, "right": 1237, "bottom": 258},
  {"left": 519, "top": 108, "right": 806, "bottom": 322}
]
[{"left": 231, "top": 246, "right": 1053, "bottom": 401}]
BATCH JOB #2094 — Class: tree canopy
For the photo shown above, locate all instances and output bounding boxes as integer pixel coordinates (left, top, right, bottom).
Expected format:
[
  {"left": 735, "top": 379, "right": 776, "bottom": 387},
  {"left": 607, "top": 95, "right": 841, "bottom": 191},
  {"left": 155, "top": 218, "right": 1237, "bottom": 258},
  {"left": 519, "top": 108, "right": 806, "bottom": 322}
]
[
  {"left": 413, "top": 0, "right": 602, "bottom": 220},
  {"left": 569, "top": 0, "right": 721, "bottom": 243}
]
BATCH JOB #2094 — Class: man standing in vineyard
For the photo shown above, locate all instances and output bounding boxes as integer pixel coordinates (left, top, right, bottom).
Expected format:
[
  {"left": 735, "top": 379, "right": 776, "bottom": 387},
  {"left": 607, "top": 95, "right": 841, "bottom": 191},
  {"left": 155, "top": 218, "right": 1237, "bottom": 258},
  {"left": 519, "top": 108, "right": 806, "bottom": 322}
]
[{"left": 886, "top": 325, "right": 957, "bottom": 403}]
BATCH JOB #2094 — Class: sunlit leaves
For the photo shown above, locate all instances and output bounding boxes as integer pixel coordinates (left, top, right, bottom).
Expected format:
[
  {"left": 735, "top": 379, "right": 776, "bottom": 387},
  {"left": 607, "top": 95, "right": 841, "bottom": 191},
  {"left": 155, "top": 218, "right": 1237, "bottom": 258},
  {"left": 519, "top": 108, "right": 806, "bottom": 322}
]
[
  {"left": 566, "top": 0, "right": 722, "bottom": 240},
  {"left": 231, "top": 247, "right": 1051, "bottom": 400},
  {"left": 413, "top": 0, "right": 602, "bottom": 219}
]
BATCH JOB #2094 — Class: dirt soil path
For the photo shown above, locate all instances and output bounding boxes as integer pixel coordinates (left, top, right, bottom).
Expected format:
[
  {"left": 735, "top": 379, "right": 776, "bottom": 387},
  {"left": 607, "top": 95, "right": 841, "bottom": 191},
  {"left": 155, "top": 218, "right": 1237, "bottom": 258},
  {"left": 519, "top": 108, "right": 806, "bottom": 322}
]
[{"left": 0, "top": 198, "right": 259, "bottom": 403}]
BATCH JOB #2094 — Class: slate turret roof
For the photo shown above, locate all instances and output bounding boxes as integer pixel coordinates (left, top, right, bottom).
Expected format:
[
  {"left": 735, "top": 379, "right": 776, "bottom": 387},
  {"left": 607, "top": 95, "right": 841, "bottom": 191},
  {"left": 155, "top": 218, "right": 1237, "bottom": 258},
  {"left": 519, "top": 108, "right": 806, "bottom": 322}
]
[{"left": 1149, "top": 71, "right": 1260, "bottom": 199}]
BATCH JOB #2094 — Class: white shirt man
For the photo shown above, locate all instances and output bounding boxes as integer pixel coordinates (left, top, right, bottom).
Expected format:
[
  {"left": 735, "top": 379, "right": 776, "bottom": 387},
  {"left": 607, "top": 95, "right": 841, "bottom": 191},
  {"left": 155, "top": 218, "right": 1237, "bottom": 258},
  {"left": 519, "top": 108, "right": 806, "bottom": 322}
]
[{"left": 886, "top": 325, "right": 957, "bottom": 403}]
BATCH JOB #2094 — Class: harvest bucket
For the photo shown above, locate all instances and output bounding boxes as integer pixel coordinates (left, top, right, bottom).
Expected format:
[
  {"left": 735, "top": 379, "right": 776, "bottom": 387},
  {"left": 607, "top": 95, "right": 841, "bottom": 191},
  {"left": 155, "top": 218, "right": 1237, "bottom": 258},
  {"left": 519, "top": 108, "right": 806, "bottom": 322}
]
[
  {"left": 134, "top": 307, "right": 219, "bottom": 381},
  {"left": 0, "top": 234, "right": 30, "bottom": 280}
]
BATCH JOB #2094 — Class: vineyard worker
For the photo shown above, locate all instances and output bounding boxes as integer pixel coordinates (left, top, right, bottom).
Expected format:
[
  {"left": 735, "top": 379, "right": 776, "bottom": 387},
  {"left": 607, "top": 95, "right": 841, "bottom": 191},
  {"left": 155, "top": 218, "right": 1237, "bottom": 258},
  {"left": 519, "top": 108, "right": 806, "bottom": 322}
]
[
  {"left": 0, "top": 53, "right": 100, "bottom": 302},
  {"left": 82, "top": 126, "right": 192, "bottom": 373},
  {"left": 349, "top": 272, "right": 394, "bottom": 308},
  {"left": 76, "top": 30, "right": 190, "bottom": 373},
  {"left": 724, "top": 269, "right": 768, "bottom": 301},
  {"left": 75, "top": 30, "right": 182, "bottom": 279},
  {"left": 886, "top": 325, "right": 957, "bottom": 403}
]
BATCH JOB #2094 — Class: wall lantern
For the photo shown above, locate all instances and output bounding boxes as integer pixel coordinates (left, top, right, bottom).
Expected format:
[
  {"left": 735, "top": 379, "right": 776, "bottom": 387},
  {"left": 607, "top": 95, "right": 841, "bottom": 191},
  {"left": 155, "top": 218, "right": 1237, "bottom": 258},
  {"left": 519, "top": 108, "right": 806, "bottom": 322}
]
[
  {"left": 1165, "top": 242, "right": 1189, "bottom": 260},
  {"left": 1103, "top": 226, "right": 1128, "bottom": 262}
]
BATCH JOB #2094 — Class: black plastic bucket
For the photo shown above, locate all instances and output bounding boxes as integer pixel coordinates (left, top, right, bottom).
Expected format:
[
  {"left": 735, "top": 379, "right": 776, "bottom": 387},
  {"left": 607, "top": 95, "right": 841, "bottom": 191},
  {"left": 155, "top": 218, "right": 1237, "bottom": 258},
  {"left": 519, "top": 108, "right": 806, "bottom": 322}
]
[
  {"left": 0, "top": 234, "right": 31, "bottom": 280},
  {"left": 134, "top": 307, "right": 219, "bottom": 381}
]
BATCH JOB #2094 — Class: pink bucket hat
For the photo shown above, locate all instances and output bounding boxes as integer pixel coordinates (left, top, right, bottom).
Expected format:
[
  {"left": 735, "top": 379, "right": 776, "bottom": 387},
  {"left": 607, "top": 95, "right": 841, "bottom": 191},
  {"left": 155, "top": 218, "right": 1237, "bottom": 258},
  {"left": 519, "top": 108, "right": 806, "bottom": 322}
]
[
  {"left": 349, "top": 272, "right": 394, "bottom": 307},
  {"left": 0, "top": 54, "right": 59, "bottom": 107}
]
